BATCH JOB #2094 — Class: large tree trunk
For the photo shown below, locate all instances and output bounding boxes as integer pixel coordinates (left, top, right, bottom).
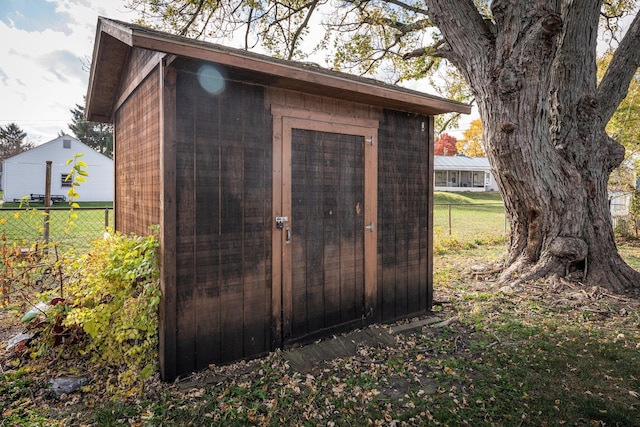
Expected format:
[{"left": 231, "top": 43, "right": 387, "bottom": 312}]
[{"left": 427, "top": 0, "right": 640, "bottom": 292}]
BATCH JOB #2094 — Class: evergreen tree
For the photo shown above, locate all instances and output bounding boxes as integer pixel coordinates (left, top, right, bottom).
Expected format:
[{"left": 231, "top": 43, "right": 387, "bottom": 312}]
[
  {"left": 0, "top": 123, "right": 32, "bottom": 161},
  {"left": 69, "top": 102, "right": 113, "bottom": 158}
]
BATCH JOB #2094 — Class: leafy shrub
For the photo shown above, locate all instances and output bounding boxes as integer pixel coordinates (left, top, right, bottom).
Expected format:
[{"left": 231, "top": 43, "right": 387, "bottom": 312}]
[
  {"left": 15, "top": 231, "right": 161, "bottom": 394},
  {"left": 59, "top": 231, "right": 161, "bottom": 391}
]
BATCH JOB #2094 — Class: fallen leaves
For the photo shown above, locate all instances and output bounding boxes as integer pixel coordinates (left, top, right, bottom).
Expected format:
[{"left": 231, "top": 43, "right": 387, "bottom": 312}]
[{"left": 2, "top": 248, "right": 640, "bottom": 425}]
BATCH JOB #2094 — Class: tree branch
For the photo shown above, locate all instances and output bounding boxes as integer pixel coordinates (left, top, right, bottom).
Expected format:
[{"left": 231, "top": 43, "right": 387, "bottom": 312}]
[
  {"left": 178, "top": 0, "right": 208, "bottom": 37},
  {"left": 382, "top": 0, "right": 428, "bottom": 15},
  {"left": 362, "top": 16, "right": 432, "bottom": 35},
  {"left": 597, "top": 11, "right": 640, "bottom": 123},
  {"left": 402, "top": 39, "right": 445, "bottom": 60},
  {"left": 287, "top": 0, "right": 322, "bottom": 60},
  {"left": 424, "top": 0, "right": 494, "bottom": 72}
]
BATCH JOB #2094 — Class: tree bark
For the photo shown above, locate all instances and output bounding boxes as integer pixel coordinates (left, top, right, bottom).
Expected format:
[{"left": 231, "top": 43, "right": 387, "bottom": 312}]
[{"left": 426, "top": 0, "right": 640, "bottom": 292}]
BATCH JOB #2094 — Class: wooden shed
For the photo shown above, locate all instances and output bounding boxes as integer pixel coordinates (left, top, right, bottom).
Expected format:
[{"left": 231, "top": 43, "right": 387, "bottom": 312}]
[{"left": 86, "top": 17, "right": 470, "bottom": 381}]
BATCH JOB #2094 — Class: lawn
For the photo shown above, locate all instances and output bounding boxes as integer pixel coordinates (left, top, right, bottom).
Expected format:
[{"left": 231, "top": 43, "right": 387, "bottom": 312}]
[
  {"left": 1, "top": 191, "right": 639, "bottom": 426},
  {"left": 433, "top": 191, "right": 507, "bottom": 251},
  {"left": 0, "top": 206, "right": 112, "bottom": 251}
]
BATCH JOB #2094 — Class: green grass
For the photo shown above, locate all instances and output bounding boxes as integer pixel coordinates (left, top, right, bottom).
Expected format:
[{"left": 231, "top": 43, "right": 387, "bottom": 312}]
[
  {"left": 0, "top": 206, "right": 113, "bottom": 251},
  {"left": 618, "top": 243, "right": 640, "bottom": 269},
  {"left": 433, "top": 191, "right": 507, "bottom": 251},
  {"left": 434, "top": 190, "right": 503, "bottom": 204}
]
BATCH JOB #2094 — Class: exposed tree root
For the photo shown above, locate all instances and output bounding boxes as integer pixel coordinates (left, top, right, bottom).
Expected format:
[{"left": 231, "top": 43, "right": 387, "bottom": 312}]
[{"left": 493, "top": 252, "right": 640, "bottom": 296}]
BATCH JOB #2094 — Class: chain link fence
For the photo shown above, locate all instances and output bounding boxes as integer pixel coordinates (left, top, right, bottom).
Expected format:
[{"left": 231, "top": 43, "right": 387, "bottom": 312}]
[
  {"left": 0, "top": 207, "right": 113, "bottom": 252},
  {"left": 434, "top": 201, "right": 635, "bottom": 247},
  {"left": 1, "top": 204, "right": 506, "bottom": 252},
  {"left": 1, "top": 202, "right": 629, "bottom": 253}
]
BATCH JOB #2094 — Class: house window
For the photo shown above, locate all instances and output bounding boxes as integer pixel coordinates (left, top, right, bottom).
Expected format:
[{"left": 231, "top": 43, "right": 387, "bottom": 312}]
[
  {"left": 472, "top": 171, "right": 485, "bottom": 187},
  {"left": 63, "top": 139, "right": 71, "bottom": 149},
  {"left": 434, "top": 171, "right": 446, "bottom": 187},
  {"left": 460, "top": 171, "right": 473, "bottom": 187},
  {"left": 61, "top": 173, "right": 72, "bottom": 187},
  {"left": 448, "top": 171, "right": 458, "bottom": 186}
]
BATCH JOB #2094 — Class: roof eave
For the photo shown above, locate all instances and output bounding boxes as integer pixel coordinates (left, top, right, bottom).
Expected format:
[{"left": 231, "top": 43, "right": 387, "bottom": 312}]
[
  {"left": 86, "top": 18, "right": 134, "bottom": 122},
  {"left": 128, "top": 30, "right": 471, "bottom": 116},
  {"left": 87, "top": 17, "right": 472, "bottom": 121}
]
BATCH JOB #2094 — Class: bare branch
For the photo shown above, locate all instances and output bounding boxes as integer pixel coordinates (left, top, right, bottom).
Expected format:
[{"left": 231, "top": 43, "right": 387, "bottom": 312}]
[
  {"left": 436, "top": 112, "right": 461, "bottom": 134},
  {"left": 244, "top": 7, "right": 253, "bottom": 50},
  {"left": 382, "top": 0, "right": 428, "bottom": 15},
  {"left": 362, "top": 16, "right": 432, "bottom": 35}
]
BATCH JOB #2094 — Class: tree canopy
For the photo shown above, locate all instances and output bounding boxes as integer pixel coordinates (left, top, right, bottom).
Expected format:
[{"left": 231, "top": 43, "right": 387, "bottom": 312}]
[
  {"left": 126, "top": 0, "right": 640, "bottom": 292},
  {"left": 457, "top": 119, "right": 486, "bottom": 157},
  {"left": 434, "top": 133, "right": 458, "bottom": 156}
]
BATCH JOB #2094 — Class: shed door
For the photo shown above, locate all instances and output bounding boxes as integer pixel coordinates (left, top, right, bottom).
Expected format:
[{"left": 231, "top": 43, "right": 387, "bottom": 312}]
[{"left": 272, "top": 113, "right": 378, "bottom": 345}]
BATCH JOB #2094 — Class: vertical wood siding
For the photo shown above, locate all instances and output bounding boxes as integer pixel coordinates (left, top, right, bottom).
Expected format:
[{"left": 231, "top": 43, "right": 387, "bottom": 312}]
[
  {"left": 173, "top": 65, "right": 272, "bottom": 374},
  {"left": 115, "top": 69, "right": 161, "bottom": 235},
  {"left": 145, "top": 62, "right": 433, "bottom": 378},
  {"left": 289, "top": 129, "right": 365, "bottom": 339},
  {"left": 377, "top": 111, "right": 432, "bottom": 321}
]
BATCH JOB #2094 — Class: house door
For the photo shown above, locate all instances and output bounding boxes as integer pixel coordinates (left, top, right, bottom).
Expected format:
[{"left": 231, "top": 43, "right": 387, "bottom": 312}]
[{"left": 272, "top": 111, "right": 378, "bottom": 345}]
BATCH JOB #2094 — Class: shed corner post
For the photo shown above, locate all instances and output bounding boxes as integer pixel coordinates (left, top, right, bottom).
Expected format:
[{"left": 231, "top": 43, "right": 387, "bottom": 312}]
[
  {"left": 427, "top": 116, "right": 435, "bottom": 311},
  {"left": 159, "top": 60, "right": 178, "bottom": 381},
  {"left": 271, "top": 109, "right": 284, "bottom": 350}
]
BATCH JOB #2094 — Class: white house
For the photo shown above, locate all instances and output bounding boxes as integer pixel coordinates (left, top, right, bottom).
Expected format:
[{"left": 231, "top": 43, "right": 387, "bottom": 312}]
[
  {"left": 434, "top": 155, "right": 498, "bottom": 192},
  {"left": 2, "top": 135, "right": 113, "bottom": 203}
]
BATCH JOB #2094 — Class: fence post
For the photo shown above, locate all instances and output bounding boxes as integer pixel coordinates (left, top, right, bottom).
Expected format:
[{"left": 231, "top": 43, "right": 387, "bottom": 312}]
[
  {"left": 43, "top": 160, "right": 52, "bottom": 248},
  {"left": 448, "top": 204, "right": 452, "bottom": 236},
  {"left": 104, "top": 208, "right": 109, "bottom": 230}
]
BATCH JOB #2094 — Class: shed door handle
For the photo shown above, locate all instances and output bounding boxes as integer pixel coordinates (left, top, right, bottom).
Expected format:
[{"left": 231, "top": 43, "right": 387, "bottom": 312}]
[{"left": 285, "top": 226, "right": 291, "bottom": 244}]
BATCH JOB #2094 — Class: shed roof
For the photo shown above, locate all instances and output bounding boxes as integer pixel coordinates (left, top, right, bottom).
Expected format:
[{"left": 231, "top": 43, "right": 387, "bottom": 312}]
[
  {"left": 86, "top": 17, "right": 471, "bottom": 122},
  {"left": 434, "top": 155, "right": 491, "bottom": 171}
]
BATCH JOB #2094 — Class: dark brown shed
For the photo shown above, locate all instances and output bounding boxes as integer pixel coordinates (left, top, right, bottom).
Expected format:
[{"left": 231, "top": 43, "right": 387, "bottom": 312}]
[{"left": 86, "top": 17, "right": 471, "bottom": 381}]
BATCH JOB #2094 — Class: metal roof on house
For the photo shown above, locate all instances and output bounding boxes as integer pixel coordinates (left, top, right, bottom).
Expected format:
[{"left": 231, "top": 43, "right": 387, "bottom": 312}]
[
  {"left": 86, "top": 17, "right": 472, "bottom": 122},
  {"left": 434, "top": 155, "right": 491, "bottom": 171}
]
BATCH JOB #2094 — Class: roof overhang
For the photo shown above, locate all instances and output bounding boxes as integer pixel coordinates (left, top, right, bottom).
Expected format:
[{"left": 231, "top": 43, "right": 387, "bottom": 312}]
[{"left": 86, "top": 17, "right": 472, "bottom": 122}]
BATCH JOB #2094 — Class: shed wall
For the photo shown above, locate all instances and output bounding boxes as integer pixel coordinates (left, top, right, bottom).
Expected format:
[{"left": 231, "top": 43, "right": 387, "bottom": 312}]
[
  {"left": 172, "top": 62, "right": 273, "bottom": 374},
  {"left": 114, "top": 58, "right": 435, "bottom": 379},
  {"left": 377, "top": 111, "right": 433, "bottom": 320},
  {"left": 114, "top": 69, "right": 161, "bottom": 235}
]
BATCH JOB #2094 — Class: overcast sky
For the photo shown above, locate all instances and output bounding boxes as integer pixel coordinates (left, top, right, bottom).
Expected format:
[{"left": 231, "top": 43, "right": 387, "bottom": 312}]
[{"left": 0, "top": 0, "right": 139, "bottom": 145}]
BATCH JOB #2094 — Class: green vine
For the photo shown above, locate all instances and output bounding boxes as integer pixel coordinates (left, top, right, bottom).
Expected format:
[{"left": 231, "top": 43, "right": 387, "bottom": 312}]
[{"left": 64, "top": 153, "right": 89, "bottom": 233}]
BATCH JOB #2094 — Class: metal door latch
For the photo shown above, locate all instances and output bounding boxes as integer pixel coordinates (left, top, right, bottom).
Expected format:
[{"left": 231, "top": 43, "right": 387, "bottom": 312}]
[{"left": 276, "top": 216, "right": 288, "bottom": 229}]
